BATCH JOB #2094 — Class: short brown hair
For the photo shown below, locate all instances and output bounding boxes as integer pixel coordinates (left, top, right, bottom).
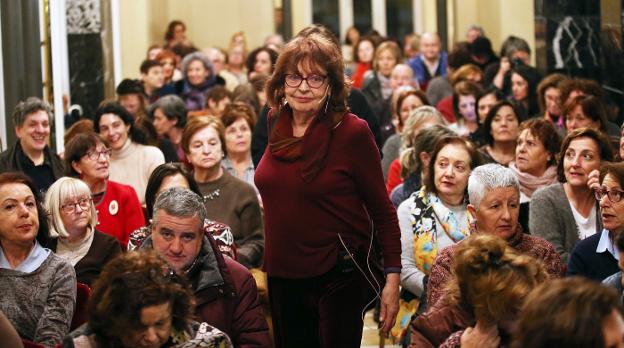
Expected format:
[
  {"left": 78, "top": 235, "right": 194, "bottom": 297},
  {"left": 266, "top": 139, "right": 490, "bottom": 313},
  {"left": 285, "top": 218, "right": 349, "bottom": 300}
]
[
  {"left": 518, "top": 118, "right": 561, "bottom": 167},
  {"left": 536, "top": 73, "right": 567, "bottom": 114},
  {"left": 88, "top": 250, "right": 193, "bottom": 346},
  {"left": 424, "top": 136, "right": 481, "bottom": 196},
  {"left": 446, "top": 234, "right": 547, "bottom": 326},
  {"left": 556, "top": 128, "right": 614, "bottom": 182},
  {"left": 513, "top": 277, "right": 622, "bottom": 348},
  {"left": 373, "top": 41, "right": 402, "bottom": 71},
  {"left": 450, "top": 63, "right": 483, "bottom": 85},
  {"left": 559, "top": 77, "right": 603, "bottom": 104},
  {"left": 265, "top": 33, "right": 350, "bottom": 114},
  {"left": 221, "top": 102, "right": 257, "bottom": 131},
  {"left": 181, "top": 115, "right": 225, "bottom": 155},
  {"left": 599, "top": 161, "right": 624, "bottom": 191},
  {"left": 562, "top": 95, "right": 609, "bottom": 133},
  {"left": 452, "top": 80, "right": 482, "bottom": 120},
  {"left": 64, "top": 132, "right": 109, "bottom": 177}
]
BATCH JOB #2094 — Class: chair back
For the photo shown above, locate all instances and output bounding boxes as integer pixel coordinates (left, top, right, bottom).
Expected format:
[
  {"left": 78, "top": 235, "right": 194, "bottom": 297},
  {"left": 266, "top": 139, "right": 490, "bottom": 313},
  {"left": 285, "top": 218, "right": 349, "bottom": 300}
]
[{"left": 71, "top": 282, "right": 92, "bottom": 330}]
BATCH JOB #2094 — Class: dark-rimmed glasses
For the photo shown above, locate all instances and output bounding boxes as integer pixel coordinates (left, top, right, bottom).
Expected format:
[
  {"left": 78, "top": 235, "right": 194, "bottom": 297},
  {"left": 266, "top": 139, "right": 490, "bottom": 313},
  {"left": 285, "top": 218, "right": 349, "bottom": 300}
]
[
  {"left": 284, "top": 74, "right": 326, "bottom": 88},
  {"left": 594, "top": 188, "right": 624, "bottom": 203},
  {"left": 85, "top": 148, "right": 112, "bottom": 161},
  {"left": 60, "top": 197, "right": 92, "bottom": 213}
]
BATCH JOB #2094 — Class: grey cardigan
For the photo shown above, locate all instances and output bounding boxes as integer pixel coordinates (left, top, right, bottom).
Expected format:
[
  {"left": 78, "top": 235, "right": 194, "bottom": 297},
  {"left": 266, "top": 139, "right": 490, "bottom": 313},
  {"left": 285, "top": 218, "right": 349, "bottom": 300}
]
[{"left": 529, "top": 183, "right": 602, "bottom": 263}]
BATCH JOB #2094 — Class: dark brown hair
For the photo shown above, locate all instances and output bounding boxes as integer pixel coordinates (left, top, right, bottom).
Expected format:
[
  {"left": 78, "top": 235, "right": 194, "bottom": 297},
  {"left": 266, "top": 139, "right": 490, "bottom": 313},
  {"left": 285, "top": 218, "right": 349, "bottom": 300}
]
[
  {"left": 559, "top": 77, "right": 603, "bottom": 105},
  {"left": 424, "top": 136, "right": 481, "bottom": 196},
  {"left": 88, "top": 250, "right": 193, "bottom": 347},
  {"left": 513, "top": 277, "right": 623, "bottom": 348},
  {"left": 265, "top": 33, "right": 350, "bottom": 114},
  {"left": 536, "top": 73, "right": 567, "bottom": 115},
  {"left": 396, "top": 89, "right": 430, "bottom": 128},
  {"left": 64, "top": 132, "right": 109, "bottom": 177},
  {"left": 483, "top": 100, "right": 523, "bottom": 146},
  {"left": 352, "top": 36, "right": 377, "bottom": 63},
  {"left": 245, "top": 46, "right": 278, "bottom": 74},
  {"left": 556, "top": 128, "right": 614, "bottom": 182},
  {"left": 562, "top": 95, "right": 609, "bottom": 133},
  {"left": 518, "top": 118, "right": 561, "bottom": 167},
  {"left": 164, "top": 20, "right": 185, "bottom": 41},
  {"left": 452, "top": 80, "right": 482, "bottom": 121}
]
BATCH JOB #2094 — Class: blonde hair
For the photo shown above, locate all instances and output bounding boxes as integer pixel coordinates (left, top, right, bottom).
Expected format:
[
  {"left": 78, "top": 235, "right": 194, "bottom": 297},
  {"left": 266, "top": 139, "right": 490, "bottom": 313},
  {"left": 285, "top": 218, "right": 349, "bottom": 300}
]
[{"left": 45, "top": 177, "right": 97, "bottom": 238}]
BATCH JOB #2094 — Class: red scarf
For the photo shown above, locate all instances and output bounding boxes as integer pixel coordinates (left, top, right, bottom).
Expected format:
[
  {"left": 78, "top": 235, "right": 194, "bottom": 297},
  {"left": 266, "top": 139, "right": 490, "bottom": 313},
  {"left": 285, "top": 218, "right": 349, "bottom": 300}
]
[{"left": 268, "top": 106, "right": 343, "bottom": 182}]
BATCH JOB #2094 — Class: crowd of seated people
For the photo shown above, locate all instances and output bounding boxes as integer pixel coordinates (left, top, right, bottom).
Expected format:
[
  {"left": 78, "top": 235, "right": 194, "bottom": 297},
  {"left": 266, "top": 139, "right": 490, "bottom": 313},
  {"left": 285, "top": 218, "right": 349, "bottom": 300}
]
[{"left": 2, "top": 17, "right": 624, "bottom": 348}]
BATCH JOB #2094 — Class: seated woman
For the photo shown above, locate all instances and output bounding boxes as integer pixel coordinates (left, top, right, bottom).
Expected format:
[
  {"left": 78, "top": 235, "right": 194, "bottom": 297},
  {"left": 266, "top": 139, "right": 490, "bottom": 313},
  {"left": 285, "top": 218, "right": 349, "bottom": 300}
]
[
  {"left": 386, "top": 105, "right": 445, "bottom": 193},
  {"left": 563, "top": 94, "right": 620, "bottom": 146},
  {"left": 0, "top": 172, "right": 76, "bottom": 347},
  {"left": 174, "top": 52, "right": 226, "bottom": 111},
  {"left": 94, "top": 102, "right": 165, "bottom": 205},
  {"left": 479, "top": 100, "right": 522, "bottom": 166},
  {"left": 43, "top": 177, "right": 122, "bottom": 286},
  {"left": 150, "top": 94, "right": 188, "bottom": 163},
  {"left": 449, "top": 80, "right": 482, "bottom": 138},
  {"left": 221, "top": 102, "right": 257, "bottom": 190},
  {"left": 410, "top": 234, "right": 547, "bottom": 348},
  {"left": 510, "top": 64, "right": 541, "bottom": 117},
  {"left": 530, "top": 128, "right": 613, "bottom": 263},
  {"left": 567, "top": 161, "right": 624, "bottom": 281},
  {"left": 182, "top": 116, "right": 263, "bottom": 269},
  {"left": 508, "top": 119, "right": 561, "bottom": 231},
  {"left": 536, "top": 73, "right": 567, "bottom": 135},
  {"left": 64, "top": 133, "right": 145, "bottom": 247},
  {"left": 398, "top": 136, "right": 481, "bottom": 304},
  {"left": 63, "top": 250, "right": 233, "bottom": 348}
]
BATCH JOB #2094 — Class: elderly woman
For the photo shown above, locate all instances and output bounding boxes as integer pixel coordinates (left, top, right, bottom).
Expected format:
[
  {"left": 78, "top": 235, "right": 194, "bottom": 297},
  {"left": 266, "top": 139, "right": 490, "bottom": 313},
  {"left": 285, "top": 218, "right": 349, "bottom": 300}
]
[
  {"left": 386, "top": 105, "right": 445, "bottom": 193},
  {"left": 0, "top": 172, "right": 76, "bottom": 347},
  {"left": 181, "top": 116, "right": 263, "bottom": 269},
  {"left": 221, "top": 102, "right": 257, "bottom": 189},
  {"left": 64, "top": 133, "right": 145, "bottom": 247},
  {"left": 255, "top": 31, "right": 402, "bottom": 346},
  {"left": 509, "top": 119, "right": 561, "bottom": 231},
  {"left": 151, "top": 94, "right": 188, "bottom": 163},
  {"left": 391, "top": 125, "right": 457, "bottom": 207},
  {"left": 426, "top": 163, "right": 564, "bottom": 309},
  {"left": 398, "top": 136, "right": 480, "bottom": 302},
  {"left": 174, "top": 52, "right": 226, "bottom": 111},
  {"left": 94, "top": 102, "right": 165, "bottom": 205},
  {"left": 530, "top": 128, "right": 614, "bottom": 263},
  {"left": 566, "top": 162, "right": 624, "bottom": 281},
  {"left": 410, "top": 234, "right": 548, "bottom": 348},
  {"left": 43, "top": 177, "right": 122, "bottom": 286},
  {"left": 63, "top": 250, "right": 233, "bottom": 348},
  {"left": 480, "top": 100, "right": 522, "bottom": 166}
]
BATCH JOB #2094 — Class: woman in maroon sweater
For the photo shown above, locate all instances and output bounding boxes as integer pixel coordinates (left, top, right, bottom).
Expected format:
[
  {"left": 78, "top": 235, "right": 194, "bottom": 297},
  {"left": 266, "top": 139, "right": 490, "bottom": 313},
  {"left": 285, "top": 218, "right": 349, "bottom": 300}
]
[{"left": 255, "top": 28, "right": 401, "bottom": 347}]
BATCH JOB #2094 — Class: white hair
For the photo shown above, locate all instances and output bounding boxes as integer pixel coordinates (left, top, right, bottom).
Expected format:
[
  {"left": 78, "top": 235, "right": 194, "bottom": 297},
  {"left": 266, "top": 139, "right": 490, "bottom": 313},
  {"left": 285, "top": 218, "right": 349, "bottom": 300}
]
[
  {"left": 44, "top": 177, "right": 97, "bottom": 238},
  {"left": 468, "top": 163, "right": 519, "bottom": 209}
]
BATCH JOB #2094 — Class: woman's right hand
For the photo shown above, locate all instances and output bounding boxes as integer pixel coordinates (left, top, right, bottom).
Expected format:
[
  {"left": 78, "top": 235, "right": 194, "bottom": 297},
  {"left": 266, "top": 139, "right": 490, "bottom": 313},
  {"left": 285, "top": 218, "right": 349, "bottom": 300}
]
[
  {"left": 460, "top": 321, "right": 500, "bottom": 348},
  {"left": 587, "top": 169, "right": 600, "bottom": 191}
]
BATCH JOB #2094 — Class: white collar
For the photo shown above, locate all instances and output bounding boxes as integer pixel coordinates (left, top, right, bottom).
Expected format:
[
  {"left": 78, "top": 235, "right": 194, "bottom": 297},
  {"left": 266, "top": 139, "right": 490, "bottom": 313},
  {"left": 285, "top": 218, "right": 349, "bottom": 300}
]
[{"left": 596, "top": 229, "right": 620, "bottom": 261}]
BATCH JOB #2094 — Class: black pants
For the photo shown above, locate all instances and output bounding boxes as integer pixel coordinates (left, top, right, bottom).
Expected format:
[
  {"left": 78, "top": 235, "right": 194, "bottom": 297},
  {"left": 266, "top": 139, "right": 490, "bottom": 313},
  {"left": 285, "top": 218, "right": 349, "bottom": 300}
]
[{"left": 268, "top": 264, "right": 379, "bottom": 348}]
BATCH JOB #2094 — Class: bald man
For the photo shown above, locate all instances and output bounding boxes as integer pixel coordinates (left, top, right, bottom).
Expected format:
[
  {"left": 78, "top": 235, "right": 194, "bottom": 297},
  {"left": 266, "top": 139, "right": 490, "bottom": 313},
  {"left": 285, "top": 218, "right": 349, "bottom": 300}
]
[{"left": 407, "top": 32, "right": 448, "bottom": 90}]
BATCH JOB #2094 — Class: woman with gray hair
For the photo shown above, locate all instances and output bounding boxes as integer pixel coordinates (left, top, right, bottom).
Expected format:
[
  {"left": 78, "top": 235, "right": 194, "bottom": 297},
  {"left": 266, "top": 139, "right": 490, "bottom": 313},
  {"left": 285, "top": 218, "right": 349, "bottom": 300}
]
[
  {"left": 151, "top": 94, "right": 188, "bottom": 163},
  {"left": 174, "top": 52, "right": 225, "bottom": 111},
  {"left": 43, "top": 177, "right": 122, "bottom": 286}
]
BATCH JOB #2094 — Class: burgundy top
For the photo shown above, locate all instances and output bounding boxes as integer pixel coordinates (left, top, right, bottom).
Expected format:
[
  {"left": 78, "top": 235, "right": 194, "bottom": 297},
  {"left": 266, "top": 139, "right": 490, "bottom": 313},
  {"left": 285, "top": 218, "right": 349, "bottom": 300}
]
[{"left": 255, "top": 112, "right": 401, "bottom": 278}]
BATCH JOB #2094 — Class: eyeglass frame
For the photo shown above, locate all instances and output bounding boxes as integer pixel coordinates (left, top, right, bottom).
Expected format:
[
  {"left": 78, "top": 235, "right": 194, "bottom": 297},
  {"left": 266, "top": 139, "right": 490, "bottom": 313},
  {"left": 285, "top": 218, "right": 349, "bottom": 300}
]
[
  {"left": 84, "top": 148, "right": 112, "bottom": 161},
  {"left": 594, "top": 188, "right": 624, "bottom": 203},
  {"left": 60, "top": 197, "right": 93, "bottom": 213},
  {"left": 284, "top": 73, "right": 327, "bottom": 89}
]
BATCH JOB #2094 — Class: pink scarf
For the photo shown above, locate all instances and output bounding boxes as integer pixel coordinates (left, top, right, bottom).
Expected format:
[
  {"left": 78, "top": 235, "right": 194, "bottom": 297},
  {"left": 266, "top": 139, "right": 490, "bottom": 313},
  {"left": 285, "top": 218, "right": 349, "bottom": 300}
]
[{"left": 509, "top": 162, "right": 558, "bottom": 198}]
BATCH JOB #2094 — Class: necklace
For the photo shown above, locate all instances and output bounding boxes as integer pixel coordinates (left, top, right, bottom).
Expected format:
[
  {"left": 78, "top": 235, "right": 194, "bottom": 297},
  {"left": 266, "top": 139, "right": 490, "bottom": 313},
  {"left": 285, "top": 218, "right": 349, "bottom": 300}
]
[{"left": 203, "top": 189, "right": 220, "bottom": 201}]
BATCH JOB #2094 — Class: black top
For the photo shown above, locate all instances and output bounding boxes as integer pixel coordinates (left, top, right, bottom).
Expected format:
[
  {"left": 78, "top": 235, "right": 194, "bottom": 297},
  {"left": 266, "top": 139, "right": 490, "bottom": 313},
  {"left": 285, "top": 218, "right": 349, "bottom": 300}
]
[
  {"left": 567, "top": 231, "right": 620, "bottom": 282},
  {"left": 0, "top": 141, "right": 65, "bottom": 195}
]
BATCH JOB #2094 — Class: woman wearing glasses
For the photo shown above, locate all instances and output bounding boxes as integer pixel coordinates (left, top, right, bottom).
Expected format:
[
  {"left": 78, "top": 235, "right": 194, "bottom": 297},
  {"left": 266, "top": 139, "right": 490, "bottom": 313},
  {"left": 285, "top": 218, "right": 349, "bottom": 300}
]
[
  {"left": 566, "top": 162, "right": 624, "bottom": 281},
  {"left": 530, "top": 128, "right": 613, "bottom": 263},
  {"left": 43, "top": 177, "right": 122, "bottom": 286},
  {"left": 64, "top": 133, "right": 145, "bottom": 248},
  {"left": 256, "top": 31, "right": 401, "bottom": 347}
]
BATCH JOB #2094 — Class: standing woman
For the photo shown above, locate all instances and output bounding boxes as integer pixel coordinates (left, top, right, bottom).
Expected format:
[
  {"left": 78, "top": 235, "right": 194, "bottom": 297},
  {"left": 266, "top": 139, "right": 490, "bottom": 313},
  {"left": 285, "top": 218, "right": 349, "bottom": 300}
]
[
  {"left": 43, "top": 177, "right": 122, "bottom": 286},
  {"left": 530, "top": 128, "right": 613, "bottom": 263},
  {"left": 181, "top": 116, "right": 264, "bottom": 269},
  {"left": 256, "top": 32, "right": 401, "bottom": 347},
  {"left": 64, "top": 133, "right": 145, "bottom": 248},
  {"left": 480, "top": 100, "right": 522, "bottom": 166},
  {"left": 0, "top": 172, "right": 76, "bottom": 347},
  {"left": 94, "top": 102, "right": 165, "bottom": 206}
]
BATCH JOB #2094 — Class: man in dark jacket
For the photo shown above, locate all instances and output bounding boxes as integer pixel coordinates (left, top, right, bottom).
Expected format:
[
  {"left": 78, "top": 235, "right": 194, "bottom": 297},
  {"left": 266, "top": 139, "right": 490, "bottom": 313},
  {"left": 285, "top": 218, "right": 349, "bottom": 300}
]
[
  {"left": 0, "top": 97, "right": 64, "bottom": 193},
  {"left": 143, "top": 187, "right": 270, "bottom": 348}
]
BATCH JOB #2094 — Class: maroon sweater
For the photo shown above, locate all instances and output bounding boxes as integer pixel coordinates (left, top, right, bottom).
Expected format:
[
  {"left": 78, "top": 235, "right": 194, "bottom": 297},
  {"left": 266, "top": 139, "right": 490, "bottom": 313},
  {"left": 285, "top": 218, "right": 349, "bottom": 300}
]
[{"left": 255, "top": 113, "right": 401, "bottom": 278}]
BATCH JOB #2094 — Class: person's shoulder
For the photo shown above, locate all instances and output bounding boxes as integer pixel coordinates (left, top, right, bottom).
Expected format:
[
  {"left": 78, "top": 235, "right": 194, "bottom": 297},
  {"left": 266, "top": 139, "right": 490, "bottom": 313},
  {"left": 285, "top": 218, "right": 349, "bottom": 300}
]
[
  {"left": 532, "top": 182, "right": 563, "bottom": 200},
  {"left": 94, "top": 229, "right": 122, "bottom": 246},
  {"left": 519, "top": 233, "right": 558, "bottom": 254},
  {"left": 223, "top": 172, "right": 257, "bottom": 197},
  {"left": 223, "top": 256, "right": 254, "bottom": 285},
  {"left": 603, "top": 271, "right": 622, "bottom": 289},
  {"left": 46, "top": 252, "right": 76, "bottom": 275}
]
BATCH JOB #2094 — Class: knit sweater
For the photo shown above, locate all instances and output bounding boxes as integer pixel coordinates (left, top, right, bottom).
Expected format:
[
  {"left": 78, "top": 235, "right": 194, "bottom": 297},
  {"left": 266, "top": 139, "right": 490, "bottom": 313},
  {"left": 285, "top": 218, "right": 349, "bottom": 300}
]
[
  {"left": 109, "top": 140, "right": 165, "bottom": 205},
  {"left": 0, "top": 253, "right": 76, "bottom": 347},
  {"left": 255, "top": 113, "right": 401, "bottom": 278},
  {"left": 198, "top": 171, "right": 264, "bottom": 268},
  {"left": 529, "top": 183, "right": 602, "bottom": 263},
  {"left": 427, "top": 229, "right": 564, "bottom": 308}
]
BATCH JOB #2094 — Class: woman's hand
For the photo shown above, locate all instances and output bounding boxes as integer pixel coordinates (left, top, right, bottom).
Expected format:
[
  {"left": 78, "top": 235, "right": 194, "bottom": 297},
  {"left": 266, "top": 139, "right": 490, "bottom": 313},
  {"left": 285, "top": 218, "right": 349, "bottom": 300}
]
[
  {"left": 460, "top": 321, "right": 500, "bottom": 348},
  {"left": 379, "top": 273, "right": 399, "bottom": 334},
  {"left": 493, "top": 57, "right": 511, "bottom": 89},
  {"left": 587, "top": 169, "right": 600, "bottom": 191}
]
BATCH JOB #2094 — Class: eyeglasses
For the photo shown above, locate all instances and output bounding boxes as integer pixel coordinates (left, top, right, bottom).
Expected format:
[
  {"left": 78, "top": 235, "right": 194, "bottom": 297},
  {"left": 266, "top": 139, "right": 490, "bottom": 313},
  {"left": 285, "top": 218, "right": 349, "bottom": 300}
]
[
  {"left": 284, "top": 74, "right": 327, "bottom": 88},
  {"left": 85, "top": 148, "right": 112, "bottom": 161},
  {"left": 594, "top": 188, "right": 624, "bottom": 203},
  {"left": 60, "top": 197, "right": 92, "bottom": 213}
]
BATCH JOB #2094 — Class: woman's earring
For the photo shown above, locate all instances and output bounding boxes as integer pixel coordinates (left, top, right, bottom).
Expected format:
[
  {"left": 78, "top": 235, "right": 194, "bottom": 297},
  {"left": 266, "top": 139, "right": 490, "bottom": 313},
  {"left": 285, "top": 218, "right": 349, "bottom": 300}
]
[{"left": 324, "top": 91, "right": 331, "bottom": 114}]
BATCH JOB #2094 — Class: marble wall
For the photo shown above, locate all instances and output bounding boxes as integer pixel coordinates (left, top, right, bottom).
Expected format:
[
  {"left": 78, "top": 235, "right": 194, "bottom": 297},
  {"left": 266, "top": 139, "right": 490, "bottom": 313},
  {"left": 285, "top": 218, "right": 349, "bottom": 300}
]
[{"left": 67, "top": 0, "right": 104, "bottom": 119}]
